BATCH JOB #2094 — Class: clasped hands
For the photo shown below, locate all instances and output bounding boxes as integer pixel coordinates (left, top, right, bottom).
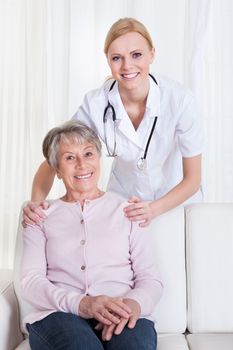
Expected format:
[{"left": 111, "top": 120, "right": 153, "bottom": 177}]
[{"left": 79, "top": 295, "right": 141, "bottom": 341}]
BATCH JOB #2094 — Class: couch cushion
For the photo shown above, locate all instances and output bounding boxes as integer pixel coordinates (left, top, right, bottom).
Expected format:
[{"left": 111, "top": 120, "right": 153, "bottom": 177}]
[
  {"left": 186, "top": 203, "right": 233, "bottom": 333},
  {"left": 158, "top": 334, "right": 189, "bottom": 349},
  {"left": 15, "top": 334, "right": 190, "bottom": 350},
  {"left": 187, "top": 333, "right": 233, "bottom": 350},
  {"left": 149, "top": 206, "right": 187, "bottom": 333},
  {"left": 0, "top": 269, "right": 24, "bottom": 350}
]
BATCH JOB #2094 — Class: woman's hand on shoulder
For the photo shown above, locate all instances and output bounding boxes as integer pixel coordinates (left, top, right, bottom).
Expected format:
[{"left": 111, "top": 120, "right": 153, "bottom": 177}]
[
  {"left": 22, "top": 200, "right": 49, "bottom": 227},
  {"left": 124, "top": 196, "right": 155, "bottom": 227}
]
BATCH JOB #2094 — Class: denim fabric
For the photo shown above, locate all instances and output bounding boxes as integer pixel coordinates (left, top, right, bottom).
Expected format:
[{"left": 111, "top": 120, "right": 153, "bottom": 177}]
[{"left": 27, "top": 312, "right": 157, "bottom": 350}]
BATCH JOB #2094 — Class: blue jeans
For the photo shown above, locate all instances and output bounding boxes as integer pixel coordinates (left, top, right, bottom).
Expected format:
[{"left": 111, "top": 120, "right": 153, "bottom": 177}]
[{"left": 27, "top": 312, "right": 157, "bottom": 350}]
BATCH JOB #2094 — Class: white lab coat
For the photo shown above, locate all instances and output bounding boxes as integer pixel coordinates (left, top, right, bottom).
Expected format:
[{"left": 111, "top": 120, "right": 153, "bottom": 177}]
[{"left": 72, "top": 74, "right": 203, "bottom": 202}]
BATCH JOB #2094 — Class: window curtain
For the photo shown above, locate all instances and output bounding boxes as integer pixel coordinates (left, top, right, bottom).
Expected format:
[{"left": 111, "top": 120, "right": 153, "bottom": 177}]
[
  {"left": 184, "top": 0, "right": 233, "bottom": 201},
  {"left": 0, "top": 0, "right": 49, "bottom": 267},
  {"left": 0, "top": 0, "right": 233, "bottom": 268}
]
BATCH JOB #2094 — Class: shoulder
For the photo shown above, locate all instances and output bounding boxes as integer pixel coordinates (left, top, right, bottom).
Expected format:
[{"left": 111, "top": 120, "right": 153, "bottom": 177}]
[
  {"left": 76, "top": 79, "right": 116, "bottom": 122},
  {"left": 100, "top": 192, "right": 131, "bottom": 221},
  {"left": 154, "top": 74, "right": 197, "bottom": 119},
  {"left": 41, "top": 199, "right": 70, "bottom": 220},
  {"left": 73, "top": 79, "right": 118, "bottom": 135},
  {"left": 83, "top": 78, "right": 116, "bottom": 104},
  {"left": 156, "top": 74, "right": 194, "bottom": 103},
  {"left": 104, "top": 191, "right": 128, "bottom": 208}
]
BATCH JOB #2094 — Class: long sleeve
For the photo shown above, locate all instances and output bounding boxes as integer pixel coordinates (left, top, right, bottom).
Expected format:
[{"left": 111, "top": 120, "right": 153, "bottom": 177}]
[
  {"left": 125, "top": 223, "right": 163, "bottom": 316},
  {"left": 20, "top": 194, "right": 163, "bottom": 325},
  {"left": 20, "top": 223, "right": 84, "bottom": 316}
]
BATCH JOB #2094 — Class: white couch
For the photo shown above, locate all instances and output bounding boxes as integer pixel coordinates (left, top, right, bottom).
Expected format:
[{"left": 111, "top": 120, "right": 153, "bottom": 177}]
[{"left": 1, "top": 203, "right": 233, "bottom": 350}]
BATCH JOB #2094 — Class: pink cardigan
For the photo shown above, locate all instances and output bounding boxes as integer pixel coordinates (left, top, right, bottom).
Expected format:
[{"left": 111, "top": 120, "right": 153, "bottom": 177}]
[{"left": 21, "top": 192, "right": 163, "bottom": 325}]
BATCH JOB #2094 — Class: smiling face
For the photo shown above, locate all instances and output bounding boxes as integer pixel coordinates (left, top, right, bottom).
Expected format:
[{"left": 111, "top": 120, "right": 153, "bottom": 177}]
[
  {"left": 56, "top": 139, "right": 101, "bottom": 201},
  {"left": 107, "top": 31, "right": 155, "bottom": 92}
]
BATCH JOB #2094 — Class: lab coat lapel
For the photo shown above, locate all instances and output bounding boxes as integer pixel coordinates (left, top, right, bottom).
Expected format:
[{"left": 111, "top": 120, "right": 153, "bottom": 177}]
[
  {"left": 108, "top": 85, "right": 142, "bottom": 149},
  {"left": 117, "top": 111, "right": 141, "bottom": 148},
  {"left": 146, "top": 75, "right": 161, "bottom": 127}
]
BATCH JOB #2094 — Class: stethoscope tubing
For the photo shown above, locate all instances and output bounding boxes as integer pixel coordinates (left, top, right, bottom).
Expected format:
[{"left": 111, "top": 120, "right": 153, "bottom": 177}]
[{"left": 103, "top": 74, "right": 158, "bottom": 159}]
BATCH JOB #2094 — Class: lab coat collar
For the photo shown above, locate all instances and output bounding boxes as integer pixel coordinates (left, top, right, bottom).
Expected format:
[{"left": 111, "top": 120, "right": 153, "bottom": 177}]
[
  {"left": 107, "top": 80, "right": 125, "bottom": 121},
  {"left": 107, "top": 74, "right": 161, "bottom": 119},
  {"left": 146, "top": 74, "right": 161, "bottom": 120},
  {"left": 108, "top": 81, "right": 142, "bottom": 147},
  {"left": 107, "top": 74, "right": 161, "bottom": 148}
]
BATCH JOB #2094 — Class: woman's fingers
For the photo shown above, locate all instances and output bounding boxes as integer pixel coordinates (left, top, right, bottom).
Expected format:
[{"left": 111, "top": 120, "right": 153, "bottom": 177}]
[
  {"left": 128, "top": 196, "right": 141, "bottom": 203},
  {"left": 124, "top": 201, "right": 153, "bottom": 224},
  {"left": 113, "top": 318, "right": 128, "bottom": 335},
  {"left": 98, "top": 299, "right": 141, "bottom": 341},
  {"left": 94, "top": 322, "right": 104, "bottom": 331},
  {"left": 22, "top": 201, "right": 48, "bottom": 225},
  {"left": 102, "top": 323, "right": 116, "bottom": 341},
  {"left": 96, "top": 309, "right": 120, "bottom": 326},
  {"left": 107, "top": 299, "right": 132, "bottom": 317},
  {"left": 139, "top": 219, "right": 150, "bottom": 227},
  {"left": 101, "top": 317, "right": 128, "bottom": 341},
  {"left": 79, "top": 295, "right": 132, "bottom": 326},
  {"left": 127, "top": 314, "right": 138, "bottom": 328}
]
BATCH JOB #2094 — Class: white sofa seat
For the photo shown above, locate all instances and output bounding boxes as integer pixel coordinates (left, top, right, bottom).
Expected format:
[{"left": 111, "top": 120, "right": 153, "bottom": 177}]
[
  {"left": 12, "top": 335, "right": 190, "bottom": 350},
  {"left": 0, "top": 269, "right": 24, "bottom": 350},
  {"left": 158, "top": 334, "right": 189, "bottom": 350},
  {"left": 13, "top": 334, "right": 190, "bottom": 350},
  {"left": 0, "top": 203, "right": 233, "bottom": 350},
  {"left": 187, "top": 334, "right": 233, "bottom": 350}
]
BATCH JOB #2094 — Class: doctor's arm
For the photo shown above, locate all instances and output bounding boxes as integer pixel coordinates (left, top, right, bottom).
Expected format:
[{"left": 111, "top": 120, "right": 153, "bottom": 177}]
[
  {"left": 124, "top": 154, "right": 201, "bottom": 227},
  {"left": 23, "top": 160, "right": 55, "bottom": 224},
  {"left": 31, "top": 160, "right": 56, "bottom": 201}
]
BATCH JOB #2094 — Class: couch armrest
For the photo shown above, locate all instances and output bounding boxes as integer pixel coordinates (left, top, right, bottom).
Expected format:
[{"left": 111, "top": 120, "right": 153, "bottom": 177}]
[{"left": 0, "top": 269, "right": 24, "bottom": 350}]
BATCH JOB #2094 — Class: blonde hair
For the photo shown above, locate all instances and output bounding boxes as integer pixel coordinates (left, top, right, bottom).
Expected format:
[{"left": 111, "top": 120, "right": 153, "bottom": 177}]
[{"left": 104, "top": 17, "right": 154, "bottom": 55}]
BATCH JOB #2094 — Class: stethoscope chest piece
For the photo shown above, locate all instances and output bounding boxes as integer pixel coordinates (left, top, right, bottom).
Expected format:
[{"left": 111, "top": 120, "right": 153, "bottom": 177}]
[{"left": 137, "top": 157, "right": 147, "bottom": 171}]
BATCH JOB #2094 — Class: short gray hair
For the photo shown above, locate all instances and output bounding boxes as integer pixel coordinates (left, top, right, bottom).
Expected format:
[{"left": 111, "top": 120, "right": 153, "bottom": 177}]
[{"left": 42, "top": 120, "right": 102, "bottom": 168}]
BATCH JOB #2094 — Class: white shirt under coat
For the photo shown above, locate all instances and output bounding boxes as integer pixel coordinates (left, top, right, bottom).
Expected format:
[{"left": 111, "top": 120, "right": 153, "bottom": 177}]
[{"left": 73, "top": 74, "right": 204, "bottom": 203}]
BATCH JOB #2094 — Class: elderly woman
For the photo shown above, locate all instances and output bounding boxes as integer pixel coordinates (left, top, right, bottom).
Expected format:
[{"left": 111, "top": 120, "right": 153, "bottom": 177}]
[{"left": 21, "top": 120, "right": 163, "bottom": 350}]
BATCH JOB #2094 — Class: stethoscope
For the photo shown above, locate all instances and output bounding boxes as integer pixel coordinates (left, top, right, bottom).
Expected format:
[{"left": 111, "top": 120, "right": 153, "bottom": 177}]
[{"left": 103, "top": 74, "right": 158, "bottom": 171}]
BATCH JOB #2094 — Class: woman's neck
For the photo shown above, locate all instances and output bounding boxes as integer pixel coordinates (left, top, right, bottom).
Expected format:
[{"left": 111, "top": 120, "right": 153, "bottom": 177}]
[
  {"left": 119, "top": 77, "right": 149, "bottom": 104},
  {"left": 61, "top": 189, "right": 104, "bottom": 207},
  {"left": 119, "top": 79, "right": 150, "bottom": 129}
]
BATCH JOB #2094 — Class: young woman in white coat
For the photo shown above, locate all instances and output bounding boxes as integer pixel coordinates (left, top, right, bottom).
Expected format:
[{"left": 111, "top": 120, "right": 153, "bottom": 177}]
[{"left": 24, "top": 17, "right": 203, "bottom": 227}]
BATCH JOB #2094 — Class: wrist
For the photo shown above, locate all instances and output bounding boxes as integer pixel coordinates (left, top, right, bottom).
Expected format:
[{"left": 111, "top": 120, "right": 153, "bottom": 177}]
[
  {"left": 150, "top": 200, "right": 164, "bottom": 218},
  {"left": 78, "top": 295, "right": 92, "bottom": 318},
  {"left": 123, "top": 298, "right": 141, "bottom": 315}
]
